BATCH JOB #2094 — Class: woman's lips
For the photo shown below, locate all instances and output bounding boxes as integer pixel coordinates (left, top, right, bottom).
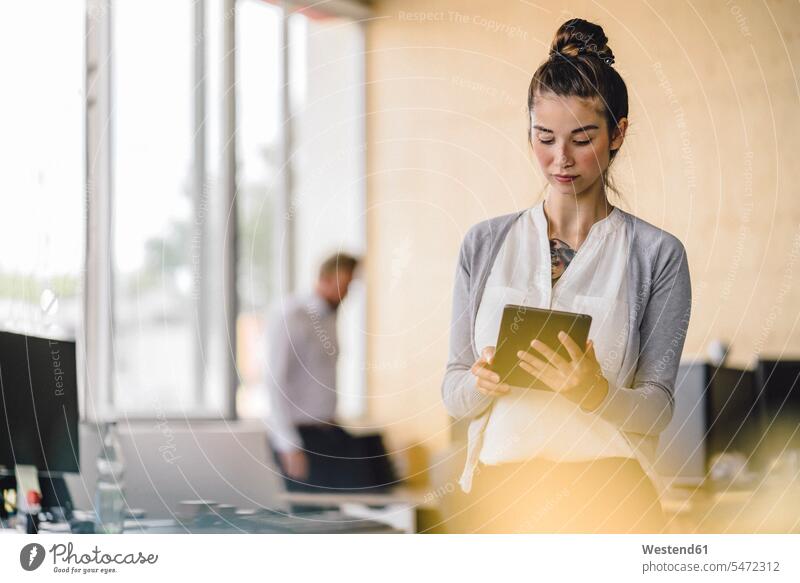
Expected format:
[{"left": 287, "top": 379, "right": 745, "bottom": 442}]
[{"left": 553, "top": 174, "right": 578, "bottom": 183}]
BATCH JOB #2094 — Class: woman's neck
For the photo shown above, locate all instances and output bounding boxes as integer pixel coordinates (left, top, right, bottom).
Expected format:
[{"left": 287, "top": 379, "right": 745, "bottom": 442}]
[{"left": 543, "top": 187, "right": 613, "bottom": 245}]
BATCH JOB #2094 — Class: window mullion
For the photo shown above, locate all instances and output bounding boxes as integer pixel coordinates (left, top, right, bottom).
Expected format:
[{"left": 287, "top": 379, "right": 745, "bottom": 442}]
[{"left": 84, "top": 0, "right": 114, "bottom": 422}]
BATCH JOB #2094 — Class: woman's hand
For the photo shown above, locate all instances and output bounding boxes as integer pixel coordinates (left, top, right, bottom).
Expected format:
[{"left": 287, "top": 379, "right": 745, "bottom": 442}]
[
  {"left": 516, "top": 332, "right": 609, "bottom": 411},
  {"left": 470, "top": 346, "right": 514, "bottom": 397}
]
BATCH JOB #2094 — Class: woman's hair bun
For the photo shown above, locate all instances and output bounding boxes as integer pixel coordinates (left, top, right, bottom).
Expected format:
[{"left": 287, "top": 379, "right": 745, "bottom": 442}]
[
  {"left": 528, "top": 17, "right": 628, "bottom": 167},
  {"left": 549, "top": 18, "right": 615, "bottom": 66}
]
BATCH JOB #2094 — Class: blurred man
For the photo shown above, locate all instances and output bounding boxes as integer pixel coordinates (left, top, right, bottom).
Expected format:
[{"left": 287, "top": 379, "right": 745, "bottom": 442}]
[{"left": 265, "top": 253, "right": 377, "bottom": 491}]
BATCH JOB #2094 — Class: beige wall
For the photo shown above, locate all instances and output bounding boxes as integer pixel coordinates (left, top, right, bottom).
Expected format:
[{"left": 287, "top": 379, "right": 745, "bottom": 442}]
[{"left": 364, "top": 0, "right": 800, "bottom": 451}]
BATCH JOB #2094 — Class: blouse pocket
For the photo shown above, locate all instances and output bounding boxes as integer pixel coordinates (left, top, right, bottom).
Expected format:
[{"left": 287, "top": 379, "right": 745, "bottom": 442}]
[
  {"left": 572, "top": 293, "right": 614, "bottom": 324},
  {"left": 573, "top": 293, "right": 629, "bottom": 379}
]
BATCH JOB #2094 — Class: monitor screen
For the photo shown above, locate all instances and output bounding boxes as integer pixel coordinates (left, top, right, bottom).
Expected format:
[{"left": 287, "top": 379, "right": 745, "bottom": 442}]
[
  {"left": 0, "top": 331, "right": 80, "bottom": 473},
  {"left": 755, "top": 360, "right": 800, "bottom": 468},
  {"left": 655, "top": 362, "right": 762, "bottom": 483},
  {"left": 705, "top": 366, "right": 760, "bottom": 465}
]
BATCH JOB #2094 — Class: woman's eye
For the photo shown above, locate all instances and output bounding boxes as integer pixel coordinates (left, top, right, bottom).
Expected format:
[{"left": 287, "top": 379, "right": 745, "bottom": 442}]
[{"left": 537, "top": 138, "right": 592, "bottom": 145}]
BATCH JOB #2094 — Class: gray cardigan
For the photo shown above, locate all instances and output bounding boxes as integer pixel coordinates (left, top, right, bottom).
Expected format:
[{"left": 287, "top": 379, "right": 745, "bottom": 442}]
[{"left": 442, "top": 206, "right": 692, "bottom": 472}]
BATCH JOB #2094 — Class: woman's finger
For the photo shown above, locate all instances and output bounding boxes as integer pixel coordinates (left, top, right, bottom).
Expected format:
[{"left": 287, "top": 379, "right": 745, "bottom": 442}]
[
  {"left": 518, "top": 360, "right": 546, "bottom": 380},
  {"left": 530, "top": 339, "right": 567, "bottom": 368},
  {"left": 471, "top": 360, "right": 492, "bottom": 377},
  {"left": 477, "top": 380, "right": 511, "bottom": 396},
  {"left": 472, "top": 364, "right": 500, "bottom": 383},
  {"left": 558, "top": 331, "right": 583, "bottom": 361},
  {"left": 516, "top": 349, "right": 545, "bottom": 369},
  {"left": 585, "top": 340, "right": 598, "bottom": 361},
  {"left": 517, "top": 357, "right": 560, "bottom": 387},
  {"left": 481, "top": 346, "right": 496, "bottom": 364},
  {"left": 477, "top": 384, "right": 497, "bottom": 396},
  {"left": 522, "top": 364, "right": 559, "bottom": 391}
]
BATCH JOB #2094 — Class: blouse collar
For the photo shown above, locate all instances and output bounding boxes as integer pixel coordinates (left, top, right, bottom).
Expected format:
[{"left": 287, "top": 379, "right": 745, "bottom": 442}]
[{"left": 530, "top": 199, "right": 624, "bottom": 242}]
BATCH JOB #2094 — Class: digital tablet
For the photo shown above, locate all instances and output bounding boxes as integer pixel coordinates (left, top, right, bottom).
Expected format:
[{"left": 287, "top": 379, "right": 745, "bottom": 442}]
[{"left": 490, "top": 304, "right": 592, "bottom": 391}]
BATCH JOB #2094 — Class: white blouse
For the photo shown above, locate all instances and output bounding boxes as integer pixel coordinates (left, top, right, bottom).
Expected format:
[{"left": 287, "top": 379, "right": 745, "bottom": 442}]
[{"left": 462, "top": 200, "right": 635, "bottom": 490}]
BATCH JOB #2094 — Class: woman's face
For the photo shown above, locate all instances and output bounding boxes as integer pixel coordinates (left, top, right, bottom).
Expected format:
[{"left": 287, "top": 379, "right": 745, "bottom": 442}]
[{"left": 530, "top": 92, "right": 626, "bottom": 197}]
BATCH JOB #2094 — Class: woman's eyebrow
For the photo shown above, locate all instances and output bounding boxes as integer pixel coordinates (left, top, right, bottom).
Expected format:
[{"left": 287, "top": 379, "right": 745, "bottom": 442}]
[{"left": 532, "top": 124, "right": 600, "bottom": 134}]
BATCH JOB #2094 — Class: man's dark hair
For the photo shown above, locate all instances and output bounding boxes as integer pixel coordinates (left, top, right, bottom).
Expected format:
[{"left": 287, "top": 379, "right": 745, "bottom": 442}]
[{"left": 318, "top": 252, "right": 359, "bottom": 279}]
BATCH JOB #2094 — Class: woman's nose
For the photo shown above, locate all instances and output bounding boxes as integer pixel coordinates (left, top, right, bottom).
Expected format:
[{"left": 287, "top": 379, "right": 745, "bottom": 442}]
[{"left": 556, "top": 148, "right": 572, "bottom": 167}]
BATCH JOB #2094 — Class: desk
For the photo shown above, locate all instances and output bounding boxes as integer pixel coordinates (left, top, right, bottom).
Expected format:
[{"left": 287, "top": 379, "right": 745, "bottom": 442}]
[
  {"left": 662, "top": 477, "right": 800, "bottom": 533},
  {"left": 2, "top": 510, "right": 399, "bottom": 534},
  {"left": 280, "top": 487, "right": 437, "bottom": 533}
]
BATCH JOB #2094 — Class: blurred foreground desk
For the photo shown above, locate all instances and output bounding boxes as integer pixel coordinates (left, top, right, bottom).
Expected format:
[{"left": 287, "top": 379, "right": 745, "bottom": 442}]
[
  {"left": 281, "top": 487, "right": 438, "bottom": 533},
  {"left": 2, "top": 510, "right": 399, "bottom": 534},
  {"left": 662, "top": 477, "right": 800, "bottom": 533},
  {"left": 122, "top": 511, "right": 400, "bottom": 534}
]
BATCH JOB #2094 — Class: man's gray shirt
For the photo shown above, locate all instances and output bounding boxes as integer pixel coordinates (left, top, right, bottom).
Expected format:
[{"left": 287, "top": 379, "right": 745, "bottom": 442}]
[{"left": 266, "top": 292, "right": 339, "bottom": 452}]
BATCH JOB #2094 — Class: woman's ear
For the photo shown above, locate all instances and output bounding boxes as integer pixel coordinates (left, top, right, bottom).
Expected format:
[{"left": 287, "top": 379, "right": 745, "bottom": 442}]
[{"left": 610, "top": 117, "right": 628, "bottom": 151}]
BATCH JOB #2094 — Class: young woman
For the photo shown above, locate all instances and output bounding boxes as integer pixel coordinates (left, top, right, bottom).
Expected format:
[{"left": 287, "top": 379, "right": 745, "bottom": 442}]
[{"left": 442, "top": 19, "right": 692, "bottom": 533}]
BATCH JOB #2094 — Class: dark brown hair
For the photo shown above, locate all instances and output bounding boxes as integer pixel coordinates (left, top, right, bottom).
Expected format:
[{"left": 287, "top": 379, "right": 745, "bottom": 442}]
[
  {"left": 528, "top": 19, "right": 629, "bottom": 191},
  {"left": 319, "top": 252, "right": 359, "bottom": 278}
]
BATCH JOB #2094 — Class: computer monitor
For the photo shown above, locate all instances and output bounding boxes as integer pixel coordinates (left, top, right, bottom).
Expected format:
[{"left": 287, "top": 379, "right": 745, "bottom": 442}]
[
  {"left": 0, "top": 330, "right": 80, "bottom": 474},
  {"left": 754, "top": 359, "right": 800, "bottom": 470},
  {"left": 705, "top": 366, "right": 760, "bottom": 464},
  {"left": 654, "top": 362, "right": 707, "bottom": 483},
  {"left": 655, "top": 362, "right": 760, "bottom": 484}
]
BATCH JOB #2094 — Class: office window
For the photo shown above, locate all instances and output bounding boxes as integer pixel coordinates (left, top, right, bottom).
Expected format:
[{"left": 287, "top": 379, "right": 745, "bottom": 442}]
[
  {"left": 110, "top": 0, "right": 198, "bottom": 414},
  {"left": 289, "top": 12, "right": 366, "bottom": 418},
  {"left": 0, "top": 1, "right": 84, "bottom": 339},
  {"left": 77, "top": 0, "right": 368, "bottom": 420},
  {"left": 235, "top": 5, "right": 367, "bottom": 420},
  {"left": 234, "top": 0, "right": 283, "bottom": 417}
]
